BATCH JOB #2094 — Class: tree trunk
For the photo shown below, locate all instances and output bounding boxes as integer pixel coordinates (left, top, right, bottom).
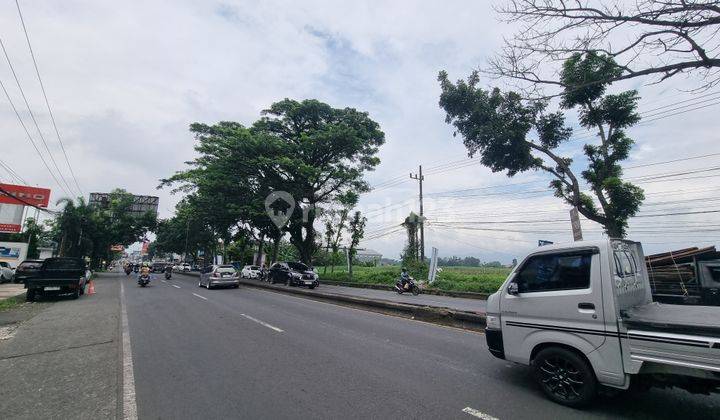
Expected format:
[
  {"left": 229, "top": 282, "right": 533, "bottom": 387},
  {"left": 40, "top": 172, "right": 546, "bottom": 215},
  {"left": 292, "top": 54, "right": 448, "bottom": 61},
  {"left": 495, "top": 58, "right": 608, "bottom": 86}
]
[
  {"left": 271, "top": 235, "right": 280, "bottom": 264},
  {"left": 256, "top": 234, "right": 265, "bottom": 266}
]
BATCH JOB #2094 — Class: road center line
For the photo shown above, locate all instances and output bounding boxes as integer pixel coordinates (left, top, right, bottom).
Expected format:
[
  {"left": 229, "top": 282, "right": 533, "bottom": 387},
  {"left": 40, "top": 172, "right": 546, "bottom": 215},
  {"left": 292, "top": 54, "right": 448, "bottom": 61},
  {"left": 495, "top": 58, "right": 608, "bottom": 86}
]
[
  {"left": 192, "top": 293, "right": 208, "bottom": 301},
  {"left": 120, "top": 281, "right": 138, "bottom": 420},
  {"left": 172, "top": 285, "right": 181, "bottom": 289},
  {"left": 462, "top": 407, "right": 499, "bottom": 420},
  {"left": 240, "top": 313, "right": 284, "bottom": 333}
]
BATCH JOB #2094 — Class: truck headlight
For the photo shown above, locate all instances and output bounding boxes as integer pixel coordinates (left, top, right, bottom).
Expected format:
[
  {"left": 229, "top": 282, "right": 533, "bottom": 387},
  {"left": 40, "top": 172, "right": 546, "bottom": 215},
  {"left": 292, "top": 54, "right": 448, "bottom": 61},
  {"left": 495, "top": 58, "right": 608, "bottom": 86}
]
[{"left": 486, "top": 314, "right": 501, "bottom": 330}]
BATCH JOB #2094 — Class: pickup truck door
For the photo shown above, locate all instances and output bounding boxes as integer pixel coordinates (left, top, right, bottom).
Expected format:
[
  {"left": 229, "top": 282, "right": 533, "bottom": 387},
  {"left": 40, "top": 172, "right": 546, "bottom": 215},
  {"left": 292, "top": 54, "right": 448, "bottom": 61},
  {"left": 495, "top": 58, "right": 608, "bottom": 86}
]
[{"left": 501, "top": 248, "right": 607, "bottom": 363}]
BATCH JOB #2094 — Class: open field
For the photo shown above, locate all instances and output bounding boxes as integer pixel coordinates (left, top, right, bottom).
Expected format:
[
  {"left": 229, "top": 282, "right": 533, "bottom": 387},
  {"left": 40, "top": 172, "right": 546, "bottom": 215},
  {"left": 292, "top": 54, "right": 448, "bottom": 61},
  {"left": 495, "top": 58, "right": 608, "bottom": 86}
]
[{"left": 317, "top": 265, "right": 511, "bottom": 294}]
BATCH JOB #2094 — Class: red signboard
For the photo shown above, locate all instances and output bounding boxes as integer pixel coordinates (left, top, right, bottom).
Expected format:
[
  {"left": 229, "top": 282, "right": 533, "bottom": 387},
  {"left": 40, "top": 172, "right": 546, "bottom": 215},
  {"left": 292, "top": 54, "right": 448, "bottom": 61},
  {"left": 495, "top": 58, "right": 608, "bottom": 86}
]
[
  {"left": 0, "top": 183, "right": 51, "bottom": 207},
  {"left": 0, "top": 223, "right": 21, "bottom": 233}
]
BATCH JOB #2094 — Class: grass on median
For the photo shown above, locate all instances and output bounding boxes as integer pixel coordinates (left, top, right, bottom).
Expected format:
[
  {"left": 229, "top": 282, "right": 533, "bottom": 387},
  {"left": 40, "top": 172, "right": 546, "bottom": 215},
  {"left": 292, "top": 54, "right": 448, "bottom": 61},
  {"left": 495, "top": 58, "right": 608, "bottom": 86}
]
[
  {"left": 0, "top": 293, "right": 27, "bottom": 312},
  {"left": 316, "top": 265, "right": 510, "bottom": 294}
]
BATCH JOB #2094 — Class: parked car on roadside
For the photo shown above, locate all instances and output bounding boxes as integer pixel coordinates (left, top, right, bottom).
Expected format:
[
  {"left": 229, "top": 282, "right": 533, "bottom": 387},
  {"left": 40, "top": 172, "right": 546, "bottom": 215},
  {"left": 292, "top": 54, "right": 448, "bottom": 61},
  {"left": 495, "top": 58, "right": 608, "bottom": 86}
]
[
  {"left": 0, "top": 261, "right": 15, "bottom": 283},
  {"left": 25, "top": 257, "right": 88, "bottom": 301},
  {"left": 198, "top": 265, "right": 239, "bottom": 289},
  {"left": 241, "top": 265, "right": 262, "bottom": 279},
  {"left": 13, "top": 259, "right": 44, "bottom": 284},
  {"left": 268, "top": 262, "right": 319, "bottom": 289}
]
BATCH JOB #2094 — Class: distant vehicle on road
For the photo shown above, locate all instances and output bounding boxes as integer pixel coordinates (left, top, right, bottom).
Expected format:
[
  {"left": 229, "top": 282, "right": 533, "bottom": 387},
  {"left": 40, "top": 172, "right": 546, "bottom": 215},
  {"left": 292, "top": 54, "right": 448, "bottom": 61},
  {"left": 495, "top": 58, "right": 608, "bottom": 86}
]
[
  {"left": 25, "top": 257, "right": 88, "bottom": 301},
  {"left": 241, "top": 265, "right": 262, "bottom": 279},
  {"left": 182, "top": 263, "right": 191, "bottom": 272},
  {"left": 198, "top": 265, "right": 239, "bottom": 289},
  {"left": 268, "top": 262, "right": 319, "bottom": 289},
  {"left": 151, "top": 262, "right": 168, "bottom": 273},
  {"left": 13, "top": 259, "right": 44, "bottom": 284},
  {"left": 0, "top": 261, "right": 15, "bottom": 283},
  {"left": 485, "top": 239, "right": 720, "bottom": 407}
]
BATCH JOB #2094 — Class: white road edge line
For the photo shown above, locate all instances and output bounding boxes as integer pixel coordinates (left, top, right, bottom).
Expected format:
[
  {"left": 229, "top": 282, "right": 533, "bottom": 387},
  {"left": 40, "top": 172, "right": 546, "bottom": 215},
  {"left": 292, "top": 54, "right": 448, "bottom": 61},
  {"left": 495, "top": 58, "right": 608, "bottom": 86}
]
[
  {"left": 172, "top": 285, "right": 181, "bottom": 289},
  {"left": 160, "top": 279, "right": 166, "bottom": 283},
  {"left": 192, "top": 293, "right": 208, "bottom": 301},
  {"left": 462, "top": 407, "right": 499, "bottom": 420},
  {"left": 120, "top": 281, "right": 138, "bottom": 420},
  {"left": 240, "top": 313, "right": 284, "bottom": 333}
]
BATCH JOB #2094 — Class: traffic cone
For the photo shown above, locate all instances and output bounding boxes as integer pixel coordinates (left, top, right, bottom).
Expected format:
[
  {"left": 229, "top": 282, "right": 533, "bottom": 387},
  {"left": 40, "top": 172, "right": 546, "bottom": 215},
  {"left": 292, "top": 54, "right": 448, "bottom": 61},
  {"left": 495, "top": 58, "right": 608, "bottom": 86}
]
[{"left": 87, "top": 280, "right": 96, "bottom": 295}]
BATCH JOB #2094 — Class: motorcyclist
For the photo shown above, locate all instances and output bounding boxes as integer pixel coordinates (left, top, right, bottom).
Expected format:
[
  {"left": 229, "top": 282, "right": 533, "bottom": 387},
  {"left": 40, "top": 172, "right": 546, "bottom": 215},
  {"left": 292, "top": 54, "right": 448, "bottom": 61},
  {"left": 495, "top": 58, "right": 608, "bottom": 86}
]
[
  {"left": 140, "top": 263, "right": 151, "bottom": 277},
  {"left": 164, "top": 264, "right": 172, "bottom": 278},
  {"left": 399, "top": 267, "right": 411, "bottom": 290}
]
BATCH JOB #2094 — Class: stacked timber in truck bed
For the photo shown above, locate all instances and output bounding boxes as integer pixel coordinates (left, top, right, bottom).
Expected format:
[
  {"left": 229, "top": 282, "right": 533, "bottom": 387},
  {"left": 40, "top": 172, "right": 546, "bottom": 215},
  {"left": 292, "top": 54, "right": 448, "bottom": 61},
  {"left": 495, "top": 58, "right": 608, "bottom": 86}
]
[{"left": 645, "top": 246, "right": 720, "bottom": 306}]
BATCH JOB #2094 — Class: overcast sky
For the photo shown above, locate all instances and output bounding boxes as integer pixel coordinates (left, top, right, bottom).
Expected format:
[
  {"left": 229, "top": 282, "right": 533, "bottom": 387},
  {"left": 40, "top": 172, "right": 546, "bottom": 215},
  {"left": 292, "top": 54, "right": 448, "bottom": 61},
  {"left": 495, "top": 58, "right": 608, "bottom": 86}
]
[{"left": 0, "top": 1, "right": 718, "bottom": 262}]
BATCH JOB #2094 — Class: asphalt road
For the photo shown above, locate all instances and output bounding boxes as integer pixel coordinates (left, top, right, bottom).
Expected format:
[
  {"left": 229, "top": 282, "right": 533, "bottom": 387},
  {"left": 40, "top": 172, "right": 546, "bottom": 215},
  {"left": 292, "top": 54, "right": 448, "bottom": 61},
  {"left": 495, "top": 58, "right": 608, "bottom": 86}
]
[
  {"left": 120, "top": 270, "right": 720, "bottom": 420},
  {"left": 287, "top": 282, "right": 485, "bottom": 313},
  {"left": 182, "top": 271, "right": 486, "bottom": 312}
]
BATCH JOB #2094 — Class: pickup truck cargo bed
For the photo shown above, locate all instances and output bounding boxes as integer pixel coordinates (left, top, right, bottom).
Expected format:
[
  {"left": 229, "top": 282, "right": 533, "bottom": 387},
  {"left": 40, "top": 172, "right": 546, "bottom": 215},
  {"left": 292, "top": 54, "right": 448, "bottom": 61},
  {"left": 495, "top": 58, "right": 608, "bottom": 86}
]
[{"left": 622, "top": 302, "right": 720, "bottom": 337}]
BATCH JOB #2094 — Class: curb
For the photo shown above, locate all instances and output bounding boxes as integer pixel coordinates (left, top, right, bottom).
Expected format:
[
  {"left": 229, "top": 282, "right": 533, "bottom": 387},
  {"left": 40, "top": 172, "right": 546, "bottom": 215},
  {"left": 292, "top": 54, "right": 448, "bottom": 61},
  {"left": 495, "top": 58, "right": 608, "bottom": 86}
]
[{"left": 180, "top": 272, "right": 486, "bottom": 331}]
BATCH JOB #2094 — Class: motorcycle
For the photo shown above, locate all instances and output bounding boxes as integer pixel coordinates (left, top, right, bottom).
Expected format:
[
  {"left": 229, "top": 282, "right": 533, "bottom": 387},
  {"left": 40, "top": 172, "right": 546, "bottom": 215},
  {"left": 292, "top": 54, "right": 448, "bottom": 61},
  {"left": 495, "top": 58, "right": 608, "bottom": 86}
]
[
  {"left": 395, "top": 276, "right": 421, "bottom": 296},
  {"left": 125, "top": 266, "right": 132, "bottom": 276},
  {"left": 133, "top": 265, "right": 139, "bottom": 273},
  {"left": 164, "top": 271, "right": 172, "bottom": 280},
  {"left": 138, "top": 273, "right": 151, "bottom": 287}
]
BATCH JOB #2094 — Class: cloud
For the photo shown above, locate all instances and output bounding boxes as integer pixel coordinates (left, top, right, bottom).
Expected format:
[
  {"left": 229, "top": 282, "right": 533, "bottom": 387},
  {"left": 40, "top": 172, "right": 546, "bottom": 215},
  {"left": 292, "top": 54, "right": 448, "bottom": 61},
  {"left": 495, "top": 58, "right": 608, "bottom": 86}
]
[{"left": 0, "top": 1, "right": 717, "bottom": 262}]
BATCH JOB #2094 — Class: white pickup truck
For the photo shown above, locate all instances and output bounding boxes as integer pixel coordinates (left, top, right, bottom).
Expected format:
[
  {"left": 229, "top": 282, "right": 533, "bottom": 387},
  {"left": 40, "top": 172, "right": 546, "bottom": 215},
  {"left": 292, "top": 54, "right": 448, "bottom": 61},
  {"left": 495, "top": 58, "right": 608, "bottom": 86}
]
[{"left": 485, "top": 239, "right": 720, "bottom": 407}]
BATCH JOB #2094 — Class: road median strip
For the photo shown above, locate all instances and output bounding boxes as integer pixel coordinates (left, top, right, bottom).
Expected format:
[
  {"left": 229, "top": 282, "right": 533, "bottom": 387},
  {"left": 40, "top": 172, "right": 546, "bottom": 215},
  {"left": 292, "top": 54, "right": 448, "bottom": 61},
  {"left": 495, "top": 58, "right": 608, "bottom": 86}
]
[{"left": 179, "top": 272, "right": 486, "bottom": 331}]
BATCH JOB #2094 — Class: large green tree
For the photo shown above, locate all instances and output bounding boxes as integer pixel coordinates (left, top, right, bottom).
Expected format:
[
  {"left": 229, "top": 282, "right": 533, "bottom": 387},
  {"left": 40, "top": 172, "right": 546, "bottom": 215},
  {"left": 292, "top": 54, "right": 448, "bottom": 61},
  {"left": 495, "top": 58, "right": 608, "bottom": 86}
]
[
  {"left": 251, "top": 99, "right": 384, "bottom": 263},
  {"left": 438, "top": 52, "right": 644, "bottom": 237},
  {"left": 162, "top": 99, "right": 385, "bottom": 264}
]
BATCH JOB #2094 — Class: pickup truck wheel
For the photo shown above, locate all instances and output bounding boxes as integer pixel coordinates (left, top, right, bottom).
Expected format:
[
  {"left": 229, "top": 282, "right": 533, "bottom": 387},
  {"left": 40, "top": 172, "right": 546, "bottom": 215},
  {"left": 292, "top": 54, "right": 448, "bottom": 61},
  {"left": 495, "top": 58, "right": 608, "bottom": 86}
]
[
  {"left": 26, "top": 290, "right": 35, "bottom": 302},
  {"left": 72, "top": 288, "right": 80, "bottom": 299},
  {"left": 533, "top": 347, "right": 597, "bottom": 408}
]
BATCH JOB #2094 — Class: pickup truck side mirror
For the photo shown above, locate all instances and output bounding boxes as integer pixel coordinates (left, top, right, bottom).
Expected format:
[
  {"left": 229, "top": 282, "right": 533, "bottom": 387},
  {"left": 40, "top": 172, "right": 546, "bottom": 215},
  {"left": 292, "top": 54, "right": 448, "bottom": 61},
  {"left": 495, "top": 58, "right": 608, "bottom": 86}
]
[{"left": 507, "top": 282, "right": 519, "bottom": 295}]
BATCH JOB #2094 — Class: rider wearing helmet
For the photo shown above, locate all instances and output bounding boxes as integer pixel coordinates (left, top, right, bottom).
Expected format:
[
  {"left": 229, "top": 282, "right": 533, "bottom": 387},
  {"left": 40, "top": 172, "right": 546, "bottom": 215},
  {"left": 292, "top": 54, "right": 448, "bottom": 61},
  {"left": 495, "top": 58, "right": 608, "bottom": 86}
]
[
  {"left": 399, "top": 267, "right": 410, "bottom": 290},
  {"left": 140, "top": 262, "right": 151, "bottom": 276}
]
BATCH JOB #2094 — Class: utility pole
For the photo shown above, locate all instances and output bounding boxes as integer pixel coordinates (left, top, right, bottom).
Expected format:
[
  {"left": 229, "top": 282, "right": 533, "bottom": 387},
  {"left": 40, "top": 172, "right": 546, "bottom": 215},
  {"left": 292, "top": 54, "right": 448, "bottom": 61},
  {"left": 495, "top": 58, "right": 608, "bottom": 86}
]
[
  {"left": 183, "top": 218, "right": 190, "bottom": 263},
  {"left": 410, "top": 165, "right": 425, "bottom": 262}
]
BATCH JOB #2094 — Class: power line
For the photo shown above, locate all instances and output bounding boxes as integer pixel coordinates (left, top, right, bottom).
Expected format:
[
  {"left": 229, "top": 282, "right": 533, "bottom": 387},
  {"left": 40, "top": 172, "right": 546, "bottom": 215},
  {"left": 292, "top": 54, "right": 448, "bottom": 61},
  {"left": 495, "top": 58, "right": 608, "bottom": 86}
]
[
  {"left": 0, "top": 75, "right": 71, "bottom": 196},
  {"left": 14, "top": 0, "right": 83, "bottom": 196},
  {"left": 0, "top": 158, "right": 28, "bottom": 184},
  {"left": 0, "top": 37, "right": 75, "bottom": 195}
]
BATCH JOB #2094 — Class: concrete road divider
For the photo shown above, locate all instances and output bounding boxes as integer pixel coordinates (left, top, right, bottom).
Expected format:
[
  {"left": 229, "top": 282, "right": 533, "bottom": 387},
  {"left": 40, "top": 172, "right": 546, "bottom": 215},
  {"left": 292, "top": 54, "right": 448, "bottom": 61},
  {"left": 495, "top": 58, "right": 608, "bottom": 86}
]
[{"left": 179, "top": 272, "right": 486, "bottom": 331}]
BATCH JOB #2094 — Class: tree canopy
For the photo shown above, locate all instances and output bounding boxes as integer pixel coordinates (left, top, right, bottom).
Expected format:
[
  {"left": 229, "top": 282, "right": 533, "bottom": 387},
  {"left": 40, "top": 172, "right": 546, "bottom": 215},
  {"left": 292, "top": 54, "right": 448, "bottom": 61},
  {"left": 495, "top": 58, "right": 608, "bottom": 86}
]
[
  {"left": 489, "top": 0, "right": 720, "bottom": 93},
  {"left": 439, "top": 52, "right": 644, "bottom": 237},
  {"left": 161, "top": 98, "right": 384, "bottom": 264}
]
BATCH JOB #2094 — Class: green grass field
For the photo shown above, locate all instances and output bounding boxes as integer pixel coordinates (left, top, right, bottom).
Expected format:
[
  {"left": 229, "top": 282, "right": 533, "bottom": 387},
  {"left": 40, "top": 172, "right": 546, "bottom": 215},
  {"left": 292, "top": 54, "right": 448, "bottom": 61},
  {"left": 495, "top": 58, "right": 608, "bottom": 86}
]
[{"left": 317, "top": 265, "right": 511, "bottom": 294}]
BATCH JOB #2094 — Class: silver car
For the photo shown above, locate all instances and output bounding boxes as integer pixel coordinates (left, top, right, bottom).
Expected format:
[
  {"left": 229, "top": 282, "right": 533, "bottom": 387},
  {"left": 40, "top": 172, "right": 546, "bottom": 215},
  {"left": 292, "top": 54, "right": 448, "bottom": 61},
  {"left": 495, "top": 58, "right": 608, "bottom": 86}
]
[{"left": 198, "top": 265, "right": 239, "bottom": 289}]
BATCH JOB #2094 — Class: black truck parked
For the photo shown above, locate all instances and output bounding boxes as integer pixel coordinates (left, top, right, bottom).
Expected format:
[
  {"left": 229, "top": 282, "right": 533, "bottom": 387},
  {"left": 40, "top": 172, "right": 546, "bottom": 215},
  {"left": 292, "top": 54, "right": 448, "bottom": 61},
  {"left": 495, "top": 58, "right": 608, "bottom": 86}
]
[{"left": 25, "top": 257, "right": 89, "bottom": 302}]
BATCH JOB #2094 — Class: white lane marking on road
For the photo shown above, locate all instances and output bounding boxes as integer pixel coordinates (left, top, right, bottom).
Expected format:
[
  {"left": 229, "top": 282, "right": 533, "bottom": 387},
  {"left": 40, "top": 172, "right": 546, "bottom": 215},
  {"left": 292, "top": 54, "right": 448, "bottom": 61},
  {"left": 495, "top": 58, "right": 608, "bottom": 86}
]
[
  {"left": 192, "top": 293, "right": 208, "bottom": 301},
  {"left": 172, "top": 285, "right": 181, "bottom": 289},
  {"left": 240, "top": 313, "right": 284, "bottom": 333},
  {"left": 462, "top": 407, "right": 499, "bottom": 420},
  {"left": 120, "top": 281, "right": 138, "bottom": 420},
  {"left": 160, "top": 279, "right": 166, "bottom": 283}
]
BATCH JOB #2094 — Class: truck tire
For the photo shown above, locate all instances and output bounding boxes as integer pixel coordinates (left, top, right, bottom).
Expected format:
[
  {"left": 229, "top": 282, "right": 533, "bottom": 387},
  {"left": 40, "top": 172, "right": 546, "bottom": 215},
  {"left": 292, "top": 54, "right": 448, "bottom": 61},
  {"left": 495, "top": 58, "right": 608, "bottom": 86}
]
[
  {"left": 533, "top": 346, "right": 597, "bottom": 408},
  {"left": 72, "top": 287, "right": 80, "bottom": 299},
  {"left": 26, "top": 290, "right": 36, "bottom": 302}
]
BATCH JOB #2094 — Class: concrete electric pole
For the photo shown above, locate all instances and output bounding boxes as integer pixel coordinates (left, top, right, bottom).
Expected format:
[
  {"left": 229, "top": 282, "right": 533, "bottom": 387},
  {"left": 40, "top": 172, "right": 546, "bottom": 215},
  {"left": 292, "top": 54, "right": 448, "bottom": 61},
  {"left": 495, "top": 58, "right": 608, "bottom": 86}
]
[{"left": 410, "top": 165, "right": 425, "bottom": 262}]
